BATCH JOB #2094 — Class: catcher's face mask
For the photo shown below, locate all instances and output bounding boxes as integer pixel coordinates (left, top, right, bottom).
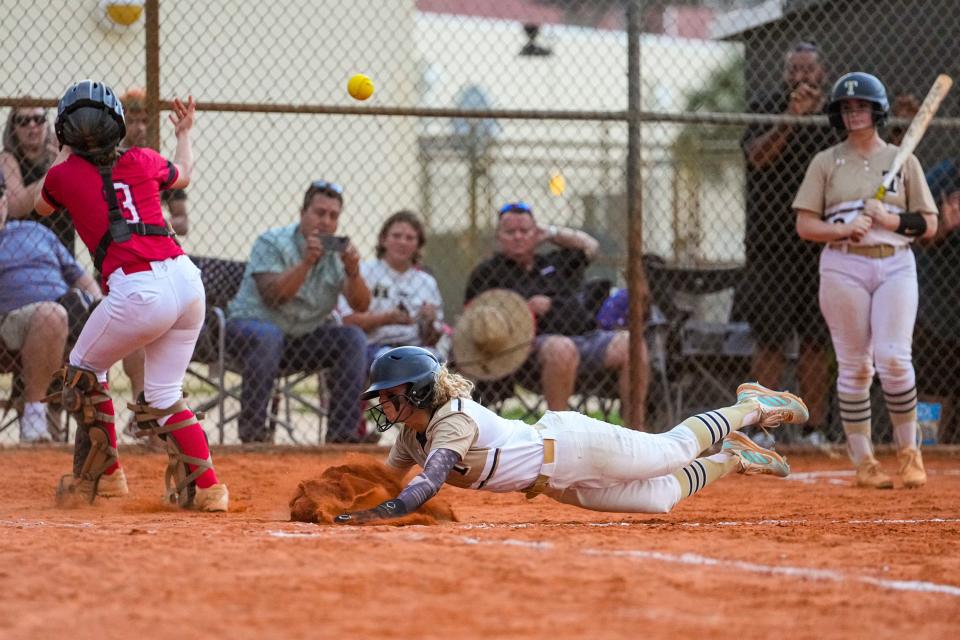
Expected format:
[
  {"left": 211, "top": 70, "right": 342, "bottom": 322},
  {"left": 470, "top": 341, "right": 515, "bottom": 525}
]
[{"left": 369, "top": 385, "right": 418, "bottom": 432}]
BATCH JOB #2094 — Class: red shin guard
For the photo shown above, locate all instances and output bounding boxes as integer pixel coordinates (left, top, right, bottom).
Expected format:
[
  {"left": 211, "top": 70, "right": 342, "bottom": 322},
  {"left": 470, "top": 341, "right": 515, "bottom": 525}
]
[{"left": 163, "top": 409, "right": 218, "bottom": 488}]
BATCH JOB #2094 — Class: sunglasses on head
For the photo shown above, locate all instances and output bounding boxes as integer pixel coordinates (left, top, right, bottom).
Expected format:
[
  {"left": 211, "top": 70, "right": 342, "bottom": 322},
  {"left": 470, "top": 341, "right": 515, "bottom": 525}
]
[
  {"left": 498, "top": 201, "right": 533, "bottom": 216},
  {"left": 310, "top": 179, "right": 344, "bottom": 195},
  {"left": 14, "top": 114, "right": 46, "bottom": 127}
]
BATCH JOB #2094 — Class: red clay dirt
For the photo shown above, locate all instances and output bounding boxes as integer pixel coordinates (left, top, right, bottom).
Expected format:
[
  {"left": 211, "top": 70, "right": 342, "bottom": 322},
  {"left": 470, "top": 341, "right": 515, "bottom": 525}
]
[{"left": 1, "top": 445, "right": 958, "bottom": 640}]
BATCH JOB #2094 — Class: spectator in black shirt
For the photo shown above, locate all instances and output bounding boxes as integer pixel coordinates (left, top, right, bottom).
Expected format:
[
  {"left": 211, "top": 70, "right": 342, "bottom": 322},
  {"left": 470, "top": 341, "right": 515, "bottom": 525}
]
[
  {"left": 464, "top": 201, "right": 648, "bottom": 427},
  {"left": 736, "top": 41, "right": 839, "bottom": 442}
]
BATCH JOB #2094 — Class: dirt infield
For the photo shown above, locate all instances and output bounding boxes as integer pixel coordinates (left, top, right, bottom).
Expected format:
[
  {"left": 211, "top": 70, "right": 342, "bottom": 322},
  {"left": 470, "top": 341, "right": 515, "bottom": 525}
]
[{"left": 1, "top": 445, "right": 958, "bottom": 640}]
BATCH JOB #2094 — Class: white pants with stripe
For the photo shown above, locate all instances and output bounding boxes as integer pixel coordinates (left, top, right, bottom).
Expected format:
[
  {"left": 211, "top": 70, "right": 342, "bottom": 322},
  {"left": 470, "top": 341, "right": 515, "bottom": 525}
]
[
  {"left": 538, "top": 411, "right": 698, "bottom": 513},
  {"left": 70, "top": 255, "right": 205, "bottom": 410}
]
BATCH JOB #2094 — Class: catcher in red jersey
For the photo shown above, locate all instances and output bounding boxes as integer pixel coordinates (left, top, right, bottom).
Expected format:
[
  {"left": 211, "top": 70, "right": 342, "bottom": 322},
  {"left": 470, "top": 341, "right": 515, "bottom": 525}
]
[{"left": 35, "top": 80, "right": 227, "bottom": 511}]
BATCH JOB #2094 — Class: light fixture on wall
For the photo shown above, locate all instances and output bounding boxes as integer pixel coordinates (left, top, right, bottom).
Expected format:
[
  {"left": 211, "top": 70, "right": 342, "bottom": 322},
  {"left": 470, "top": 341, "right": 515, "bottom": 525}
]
[
  {"left": 519, "top": 23, "right": 552, "bottom": 57},
  {"left": 99, "top": 0, "right": 144, "bottom": 29}
]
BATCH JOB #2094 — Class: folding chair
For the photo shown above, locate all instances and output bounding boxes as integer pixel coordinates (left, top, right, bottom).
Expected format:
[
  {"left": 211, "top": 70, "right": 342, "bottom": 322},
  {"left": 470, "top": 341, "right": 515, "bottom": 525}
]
[
  {"left": 644, "top": 256, "right": 752, "bottom": 420},
  {"left": 188, "top": 256, "right": 331, "bottom": 444}
]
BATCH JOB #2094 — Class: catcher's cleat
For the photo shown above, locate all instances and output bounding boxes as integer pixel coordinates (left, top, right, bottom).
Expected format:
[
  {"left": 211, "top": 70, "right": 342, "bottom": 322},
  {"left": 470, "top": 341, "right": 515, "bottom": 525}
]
[
  {"left": 898, "top": 448, "right": 926, "bottom": 489},
  {"left": 855, "top": 458, "right": 893, "bottom": 489},
  {"left": 722, "top": 431, "right": 790, "bottom": 478},
  {"left": 97, "top": 467, "right": 129, "bottom": 497},
  {"left": 736, "top": 382, "right": 809, "bottom": 429},
  {"left": 193, "top": 483, "right": 229, "bottom": 512}
]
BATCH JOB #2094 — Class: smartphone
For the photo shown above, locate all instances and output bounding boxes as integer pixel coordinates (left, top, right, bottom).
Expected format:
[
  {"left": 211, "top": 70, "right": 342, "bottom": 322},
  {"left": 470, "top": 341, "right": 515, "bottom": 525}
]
[{"left": 320, "top": 235, "right": 349, "bottom": 252}]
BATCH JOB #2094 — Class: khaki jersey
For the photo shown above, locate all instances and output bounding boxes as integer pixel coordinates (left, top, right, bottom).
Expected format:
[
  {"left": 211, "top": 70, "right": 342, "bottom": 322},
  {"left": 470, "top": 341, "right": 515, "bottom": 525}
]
[
  {"left": 793, "top": 141, "right": 937, "bottom": 246},
  {"left": 387, "top": 397, "right": 544, "bottom": 492}
]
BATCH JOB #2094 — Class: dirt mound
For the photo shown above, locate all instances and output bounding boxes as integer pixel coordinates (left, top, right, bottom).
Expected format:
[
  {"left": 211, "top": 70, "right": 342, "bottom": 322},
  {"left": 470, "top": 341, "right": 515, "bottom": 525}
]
[{"left": 288, "top": 453, "right": 456, "bottom": 525}]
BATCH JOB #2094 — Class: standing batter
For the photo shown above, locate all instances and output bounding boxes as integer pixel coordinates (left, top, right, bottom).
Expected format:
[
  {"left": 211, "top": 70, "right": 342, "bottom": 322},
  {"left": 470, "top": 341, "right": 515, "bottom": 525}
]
[
  {"left": 35, "top": 80, "right": 227, "bottom": 510},
  {"left": 332, "top": 347, "right": 808, "bottom": 524},
  {"left": 794, "top": 72, "right": 938, "bottom": 489}
]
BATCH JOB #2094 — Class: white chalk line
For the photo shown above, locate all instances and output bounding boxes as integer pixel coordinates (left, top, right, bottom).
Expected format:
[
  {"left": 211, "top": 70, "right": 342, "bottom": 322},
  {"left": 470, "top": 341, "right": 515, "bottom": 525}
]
[
  {"left": 0, "top": 519, "right": 95, "bottom": 530},
  {"left": 263, "top": 527, "right": 960, "bottom": 598}
]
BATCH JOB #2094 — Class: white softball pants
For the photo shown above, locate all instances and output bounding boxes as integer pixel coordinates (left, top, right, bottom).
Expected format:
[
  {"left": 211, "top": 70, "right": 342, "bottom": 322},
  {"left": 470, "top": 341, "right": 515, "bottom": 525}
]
[
  {"left": 538, "top": 411, "right": 698, "bottom": 513},
  {"left": 818, "top": 247, "right": 917, "bottom": 395},
  {"left": 70, "top": 255, "right": 205, "bottom": 410}
]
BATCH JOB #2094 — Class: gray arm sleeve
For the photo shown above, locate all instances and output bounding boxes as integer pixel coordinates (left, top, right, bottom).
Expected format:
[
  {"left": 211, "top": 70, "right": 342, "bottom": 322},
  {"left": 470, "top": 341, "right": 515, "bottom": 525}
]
[{"left": 395, "top": 448, "right": 461, "bottom": 513}]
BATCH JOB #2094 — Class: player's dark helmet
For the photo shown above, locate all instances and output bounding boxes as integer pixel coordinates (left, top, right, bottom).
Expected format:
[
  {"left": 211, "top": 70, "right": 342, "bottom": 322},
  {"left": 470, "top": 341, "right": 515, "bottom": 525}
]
[
  {"left": 363, "top": 347, "right": 441, "bottom": 431},
  {"left": 364, "top": 346, "right": 441, "bottom": 408},
  {"left": 55, "top": 80, "right": 126, "bottom": 161},
  {"left": 827, "top": 71, "right": 889, "bottom": 130}
]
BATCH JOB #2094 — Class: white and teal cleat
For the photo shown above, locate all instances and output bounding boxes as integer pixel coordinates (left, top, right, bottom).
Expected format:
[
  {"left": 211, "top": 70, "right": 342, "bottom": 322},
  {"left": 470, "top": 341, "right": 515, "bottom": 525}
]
[
  {"left": 736, "top": 382, "right": 809, "bottom": 429},
  {"left": 722, "top": 431, "right": 791, "bottom": 478}
]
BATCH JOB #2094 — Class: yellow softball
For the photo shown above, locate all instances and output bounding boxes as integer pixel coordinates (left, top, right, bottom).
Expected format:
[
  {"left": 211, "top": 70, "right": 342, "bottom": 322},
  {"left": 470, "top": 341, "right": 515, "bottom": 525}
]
[{"left": 347, "top": 74, "right": 374, "bottom": 101}]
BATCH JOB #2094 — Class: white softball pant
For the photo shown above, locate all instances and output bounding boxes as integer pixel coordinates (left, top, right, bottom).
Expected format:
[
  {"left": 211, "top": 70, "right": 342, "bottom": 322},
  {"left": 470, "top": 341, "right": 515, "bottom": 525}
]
[
  {"left": 818, "top": 247, "right": 917, "bottom": 395},
  {"left": 537, "top": 411, "right": 698, "bottom": 513},
  {"left": 70, "top": 255, "right": 205, "bottom": 410}
]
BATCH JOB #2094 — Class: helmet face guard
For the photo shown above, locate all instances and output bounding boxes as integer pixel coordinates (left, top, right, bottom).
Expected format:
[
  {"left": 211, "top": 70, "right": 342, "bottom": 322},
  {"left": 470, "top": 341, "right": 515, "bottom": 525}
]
[
  {"left": 55, "top": 80, "right": 126, "bottom": 151},
  {"left": 827, "top": 72, "right": 890, "bottom": 130},
  {"left": 363, "top": 347, "right": 441, "bottom": 432}
]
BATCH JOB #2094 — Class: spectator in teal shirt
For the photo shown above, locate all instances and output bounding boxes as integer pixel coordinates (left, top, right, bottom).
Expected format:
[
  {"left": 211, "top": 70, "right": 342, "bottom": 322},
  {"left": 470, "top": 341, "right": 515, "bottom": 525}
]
[{"left": 226, "top": 180, "right": 371, "bottom": 443}]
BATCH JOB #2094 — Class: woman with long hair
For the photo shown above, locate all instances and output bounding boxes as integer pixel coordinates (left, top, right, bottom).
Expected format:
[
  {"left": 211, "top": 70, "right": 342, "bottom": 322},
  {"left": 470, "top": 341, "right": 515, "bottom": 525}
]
[
  {"left": 1, "top": 104, "right": 75, "bottom": 253},
  {"left": 332, "top": 346, "right": 808, "bottom": 524}
]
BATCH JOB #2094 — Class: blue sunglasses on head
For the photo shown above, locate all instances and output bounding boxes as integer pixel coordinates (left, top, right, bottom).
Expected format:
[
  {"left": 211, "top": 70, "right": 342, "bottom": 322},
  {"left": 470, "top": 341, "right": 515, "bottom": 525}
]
[
  {"left": 310, "top": 179, "right": 344, "bottom": 195},
  {"left": 498, "top": 201, "right": 532, "bottom": 216}
]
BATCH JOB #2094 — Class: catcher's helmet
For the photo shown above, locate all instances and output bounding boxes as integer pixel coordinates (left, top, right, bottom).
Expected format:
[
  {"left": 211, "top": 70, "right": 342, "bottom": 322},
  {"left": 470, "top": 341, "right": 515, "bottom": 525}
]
[
  {"left": 55, "top": 80, "right": 126, "bottom": 158},
  {"left": 827, "top": 71, "right": 889, "bottom": 130},
  {"left": 363, "top": 346, "right": 441, "bottom": 409}
]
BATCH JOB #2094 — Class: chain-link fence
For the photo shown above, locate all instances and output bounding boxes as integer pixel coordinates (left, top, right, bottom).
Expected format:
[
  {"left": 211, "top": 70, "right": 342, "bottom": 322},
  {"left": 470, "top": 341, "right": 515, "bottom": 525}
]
[{"left": 1, "top": 0, "right": 959, "bottom": 448}]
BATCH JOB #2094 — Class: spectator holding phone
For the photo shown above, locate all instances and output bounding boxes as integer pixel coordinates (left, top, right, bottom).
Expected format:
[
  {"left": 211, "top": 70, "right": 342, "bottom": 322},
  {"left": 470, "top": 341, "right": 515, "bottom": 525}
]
[
  {"left": 338, "top": 210, "right": 446, "bottom": 362},
  {"left": 226, "top": 180, "right": 371, "bottom": 443}
]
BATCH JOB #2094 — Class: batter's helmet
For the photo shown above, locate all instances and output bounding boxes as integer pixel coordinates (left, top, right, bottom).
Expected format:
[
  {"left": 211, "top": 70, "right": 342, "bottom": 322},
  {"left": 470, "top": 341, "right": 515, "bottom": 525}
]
[
  {"left": 55, "top": 80, "right": 126, "bottom": 159},
  {"left": 827, "top": 72, "right": 889, "bottom": 130},
  {"left": 363, "top": 346, "right": 441, "bottom": 409}
]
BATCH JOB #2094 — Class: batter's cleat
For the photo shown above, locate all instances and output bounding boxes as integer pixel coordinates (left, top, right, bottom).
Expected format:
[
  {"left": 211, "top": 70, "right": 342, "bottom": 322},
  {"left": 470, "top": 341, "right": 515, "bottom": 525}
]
[
  {"left": 898, "top": 448, "right": 927, "bottom": 489},
  {"left": 855, "top": 458, "right": 894, "bottom": 489},
  {"left": 722, "top": 431, "right": 791, "bottom": 478},
  {"left": 736, "top": 382, "right": 810, "bottom": 429},
  {"left": 193, "top": 483, "right": 229, "bottom": 512},
  {"left": 97, "top": 467, "right": 129, "bottom": 497}
]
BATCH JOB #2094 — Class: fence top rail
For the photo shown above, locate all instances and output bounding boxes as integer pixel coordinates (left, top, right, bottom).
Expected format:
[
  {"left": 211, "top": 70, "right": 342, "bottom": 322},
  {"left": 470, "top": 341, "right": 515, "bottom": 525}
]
[{"left": 3, "top": 97, "right": 959, "bottom": 129}]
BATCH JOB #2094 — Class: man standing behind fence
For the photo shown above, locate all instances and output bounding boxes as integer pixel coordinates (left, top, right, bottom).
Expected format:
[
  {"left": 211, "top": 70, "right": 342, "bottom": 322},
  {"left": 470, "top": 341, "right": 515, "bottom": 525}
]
[
  {"left": 735, "top": 41, "right": 839, "bottom": 444},
  {"left": 226, "top": 180, "right": 371, "bottom": 443}
]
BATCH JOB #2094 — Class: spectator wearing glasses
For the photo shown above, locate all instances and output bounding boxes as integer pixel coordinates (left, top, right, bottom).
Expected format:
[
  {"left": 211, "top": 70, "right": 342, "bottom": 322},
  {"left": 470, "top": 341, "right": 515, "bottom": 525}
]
[
  {"left": 0, "top": 168, "right": 101, "bottom": 442},
  {"left": 463, "top": 201, "right": 647, "bottom": 428},
  {"left": 226, "top": 180, "right": 372, "bottom": 443},
  {"left": 1, "top": 106, "right": 76, "bottom": 254}
]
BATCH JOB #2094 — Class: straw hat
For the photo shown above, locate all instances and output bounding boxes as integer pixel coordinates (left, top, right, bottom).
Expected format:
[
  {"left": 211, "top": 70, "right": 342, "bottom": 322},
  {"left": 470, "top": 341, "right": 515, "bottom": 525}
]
[{"left": 453, "top": 289, "right": 536, "bottom": 381}]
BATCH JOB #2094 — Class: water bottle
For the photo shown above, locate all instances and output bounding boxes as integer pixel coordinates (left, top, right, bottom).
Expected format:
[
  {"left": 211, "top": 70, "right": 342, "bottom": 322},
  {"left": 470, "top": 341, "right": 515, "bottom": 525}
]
[{"left": 916, "top": 401, "right": 941, "bottom": 446}]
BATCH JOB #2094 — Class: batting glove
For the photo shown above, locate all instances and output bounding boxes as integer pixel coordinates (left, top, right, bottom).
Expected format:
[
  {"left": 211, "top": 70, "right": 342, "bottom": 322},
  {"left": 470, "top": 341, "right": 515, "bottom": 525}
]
[{"left": 334, "top": 499, "right": 408, "bottom": 525}]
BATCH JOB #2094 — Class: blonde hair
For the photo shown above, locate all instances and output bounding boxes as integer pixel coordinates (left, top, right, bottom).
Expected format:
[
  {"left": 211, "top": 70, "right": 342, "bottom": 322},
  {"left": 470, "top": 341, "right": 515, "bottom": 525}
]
[{"left": 431, "top": 365, "right": 474, "bottom": 406}]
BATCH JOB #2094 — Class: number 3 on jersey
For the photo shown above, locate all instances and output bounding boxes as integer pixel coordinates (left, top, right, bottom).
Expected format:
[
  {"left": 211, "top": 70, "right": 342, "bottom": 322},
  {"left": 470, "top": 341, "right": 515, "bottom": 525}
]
[{"left": 113, "top": 182, "right": 141, "bottom": 223}]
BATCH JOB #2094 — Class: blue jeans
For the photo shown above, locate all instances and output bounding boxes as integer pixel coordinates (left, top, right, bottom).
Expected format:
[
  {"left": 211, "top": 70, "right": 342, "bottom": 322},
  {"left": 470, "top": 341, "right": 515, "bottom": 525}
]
[{"left": 225, "top": 318, "right": 367, "bottom": 443}]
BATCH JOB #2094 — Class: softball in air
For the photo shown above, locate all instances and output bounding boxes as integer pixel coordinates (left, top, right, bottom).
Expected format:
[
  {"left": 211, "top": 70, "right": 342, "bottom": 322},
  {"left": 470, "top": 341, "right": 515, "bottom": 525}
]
[{"left": 347, "top": 74, "right": 375, "bottom": 101}]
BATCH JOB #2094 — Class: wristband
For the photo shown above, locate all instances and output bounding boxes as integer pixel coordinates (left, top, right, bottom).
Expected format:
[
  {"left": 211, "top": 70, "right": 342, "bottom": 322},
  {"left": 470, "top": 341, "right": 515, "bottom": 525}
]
[
  {"left": 895, "top": 212, "right": 927, "bottom": 237},
  {"left": 547, "top": 224, "right": 559, "bottom": 240}
]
